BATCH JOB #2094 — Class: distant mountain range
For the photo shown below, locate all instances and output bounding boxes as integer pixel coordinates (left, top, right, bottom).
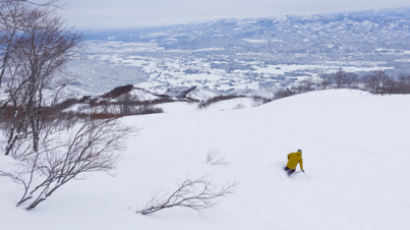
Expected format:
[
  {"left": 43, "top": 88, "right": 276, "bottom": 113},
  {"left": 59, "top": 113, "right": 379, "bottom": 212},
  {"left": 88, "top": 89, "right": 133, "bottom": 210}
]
[{"left": 84, "top": 7, "right": 410, "bottom": 54}]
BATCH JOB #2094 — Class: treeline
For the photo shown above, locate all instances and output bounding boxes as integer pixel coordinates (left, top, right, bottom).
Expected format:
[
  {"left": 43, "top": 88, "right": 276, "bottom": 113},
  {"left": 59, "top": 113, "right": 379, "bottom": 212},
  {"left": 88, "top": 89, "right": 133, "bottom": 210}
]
[
  {"left": 197, "top": 69, "right": 410, "bottom": 109},
  {"left": 275, "top": 69, "right": 410, "bottom": 99}
]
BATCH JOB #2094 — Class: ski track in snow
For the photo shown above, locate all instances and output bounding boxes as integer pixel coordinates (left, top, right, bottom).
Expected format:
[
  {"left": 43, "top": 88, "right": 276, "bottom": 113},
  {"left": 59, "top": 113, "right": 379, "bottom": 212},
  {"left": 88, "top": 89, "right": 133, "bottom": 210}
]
[{"left": 1, "top": 89, "right": 410, "bottom": 230}]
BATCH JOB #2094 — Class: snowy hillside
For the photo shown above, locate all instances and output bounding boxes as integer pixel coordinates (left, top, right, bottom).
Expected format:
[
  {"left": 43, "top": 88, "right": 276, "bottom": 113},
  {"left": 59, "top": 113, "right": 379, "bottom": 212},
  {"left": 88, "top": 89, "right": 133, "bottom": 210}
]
[{"left": 1, "top": 89, "right": 410, "bottom": 230}]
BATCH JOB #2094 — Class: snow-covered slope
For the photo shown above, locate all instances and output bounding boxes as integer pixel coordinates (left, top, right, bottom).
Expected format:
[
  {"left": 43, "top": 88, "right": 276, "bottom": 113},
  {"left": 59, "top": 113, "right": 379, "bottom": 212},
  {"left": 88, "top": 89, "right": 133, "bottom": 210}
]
[{"left": 1, "top": 89, "right": 410, "bottom": 230}]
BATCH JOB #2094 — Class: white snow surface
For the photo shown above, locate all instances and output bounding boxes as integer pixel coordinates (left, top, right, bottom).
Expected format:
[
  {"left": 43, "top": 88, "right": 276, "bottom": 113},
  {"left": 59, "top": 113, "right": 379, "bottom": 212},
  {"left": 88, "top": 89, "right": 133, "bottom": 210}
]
[{"left": 1, "top": 89, "right": 410, "bottom": 230}]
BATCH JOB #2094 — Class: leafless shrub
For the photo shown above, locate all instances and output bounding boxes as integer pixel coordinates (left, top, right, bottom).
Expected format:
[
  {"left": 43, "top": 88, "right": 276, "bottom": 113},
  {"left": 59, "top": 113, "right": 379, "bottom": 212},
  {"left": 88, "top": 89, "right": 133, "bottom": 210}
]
[
  {"left": 136, "top": 177, "right": 235, "bottom": 215},
  {"left": 252, "top": 96, "right": 273, "bottom": 105},
  {"left": 274, "top": 88, "right": 297, "bottom": 99},
  {"left": 0, "top": 118, "right": 131, "bottom": 210},
  {"left": 199, "top": 94, "right": 246, "bottom": 109},
  {"left": 199, "top": 94, "right": 272, "bottom": 109},
  {"left": 134, "top": 105, "right": 163, "bottom": 115},
  {"left": 319, "top": 69, "right": 359, "bottom": 89},
  {"left": 206, "top": 150, "right": 229, "bottom": 166},
  {"left": 295, "top": 78, "right": 315, "bottom": 93}
]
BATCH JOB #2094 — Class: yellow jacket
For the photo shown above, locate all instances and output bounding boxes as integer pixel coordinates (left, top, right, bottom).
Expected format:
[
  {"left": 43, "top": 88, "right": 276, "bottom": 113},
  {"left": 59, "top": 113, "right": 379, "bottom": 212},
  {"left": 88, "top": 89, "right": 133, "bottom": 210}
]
[{"left": 286, "top": 151, "right": 304, "bottom": 170}]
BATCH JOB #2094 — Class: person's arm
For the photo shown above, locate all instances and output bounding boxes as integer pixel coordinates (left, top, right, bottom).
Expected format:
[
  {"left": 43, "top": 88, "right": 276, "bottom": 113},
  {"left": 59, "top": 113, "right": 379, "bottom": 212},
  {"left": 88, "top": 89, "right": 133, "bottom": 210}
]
[
  {"left": 288, "top": 153, "right": 291, "bottom": 160},
  {"left": 299, "top": 158, "right": 304, "bottom": 171}
]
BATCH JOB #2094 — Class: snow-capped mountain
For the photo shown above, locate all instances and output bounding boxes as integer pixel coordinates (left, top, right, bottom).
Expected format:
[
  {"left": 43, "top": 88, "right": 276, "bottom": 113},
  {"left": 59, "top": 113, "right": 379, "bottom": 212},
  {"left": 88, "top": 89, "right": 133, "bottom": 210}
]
[{"left": 85, "top": 8, "right": 410, "bottom": 53}]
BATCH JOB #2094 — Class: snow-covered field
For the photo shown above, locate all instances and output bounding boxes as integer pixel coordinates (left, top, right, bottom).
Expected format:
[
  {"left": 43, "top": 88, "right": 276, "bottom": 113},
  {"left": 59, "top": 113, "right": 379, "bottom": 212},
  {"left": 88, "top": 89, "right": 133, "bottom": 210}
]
[
  {"left": 1, "top": 89, "right": 410, "bottom": 230},
  {"left": 71, "top": 40, "right": 399, "bottom": 97}
]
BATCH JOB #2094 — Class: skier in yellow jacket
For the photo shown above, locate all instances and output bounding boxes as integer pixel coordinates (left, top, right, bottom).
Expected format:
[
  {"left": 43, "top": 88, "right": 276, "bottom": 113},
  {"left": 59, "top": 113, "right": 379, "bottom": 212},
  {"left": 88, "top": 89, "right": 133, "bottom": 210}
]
[{"left": 284, "top": 149, "right": 304, "bottom": 176}]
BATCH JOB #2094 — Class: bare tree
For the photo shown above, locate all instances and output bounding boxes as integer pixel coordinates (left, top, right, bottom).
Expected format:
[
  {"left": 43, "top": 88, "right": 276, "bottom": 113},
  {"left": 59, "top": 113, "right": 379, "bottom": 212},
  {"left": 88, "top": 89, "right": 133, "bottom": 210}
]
[
  {"left": 318, "top": 69, "right": 360, "bottom": 90},
  {"left": 15, "top": 9, "right": 79, "bottom": 152},
  {"left": 136, "top": 177, "right": 235, "bottom": 215},
  {"left": 0, "top": 2, "right": 19, "bottom": 87},
  {"left": 0, "top": 0, "right": 80, "bottom": 154},
  {"left": 396, "top": 74, "right": 410, "bottom": 93},
  {"left": 295, "top": 78, "right": 315, "bottom": 93},
  {"left": 0, "top": 1, "right": 29, "bottom": 119},
  {"left": 344, "top": 72, "right": 358, "bottom": 89},
  {"left": 364, "top": 71, "right": 393, "bottom": 94},
  {"left": 331, "top": 69, "right": 357, "bottom": 89},
  {"left": 118, "top": 93, "right": 135, "bottom": 116},
  {"left": 274, "top": 88, "right": 296, "bottom": 99},
  {"left": 0, "top": 118, "right": 131, "bottom": 210},
  {"left": 0, "top": 0, "right": 135, "bottom": 213},
  {"left": 0, "top": 0, "right": 59, "bottom": 87},
  {"left": 320, "top": 75, "right": 332, "bottom": 89},
  {"left": 333, "top": 68, "right": 345, "bottom": 88},
  {"left": 0, "top": 4, "right": 31, "bottom": 152}
]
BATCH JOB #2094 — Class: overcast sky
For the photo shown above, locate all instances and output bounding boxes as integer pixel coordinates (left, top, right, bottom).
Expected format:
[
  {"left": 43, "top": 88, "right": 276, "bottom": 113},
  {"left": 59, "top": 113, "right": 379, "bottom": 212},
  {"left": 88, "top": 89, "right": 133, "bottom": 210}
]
[{"left": 58, "top": 0, "right": 410, "bottom": 29}]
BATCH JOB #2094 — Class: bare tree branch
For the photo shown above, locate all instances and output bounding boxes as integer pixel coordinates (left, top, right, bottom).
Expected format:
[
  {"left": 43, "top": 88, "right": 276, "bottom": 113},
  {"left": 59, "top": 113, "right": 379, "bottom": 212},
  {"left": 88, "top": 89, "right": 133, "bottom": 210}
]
[
  {"left": 136, "top": 177, "right": 236, "bottom": 215},
  {"left": 0, "top": 118, "right": 132, "bottom": 210}
]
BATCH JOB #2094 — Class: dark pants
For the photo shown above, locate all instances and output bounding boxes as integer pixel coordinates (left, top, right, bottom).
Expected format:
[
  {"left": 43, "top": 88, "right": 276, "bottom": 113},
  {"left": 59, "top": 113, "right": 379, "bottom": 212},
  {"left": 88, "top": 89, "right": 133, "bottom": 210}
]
[{"left": 284, "top": 166, "right": 296, "bottom": 176}]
